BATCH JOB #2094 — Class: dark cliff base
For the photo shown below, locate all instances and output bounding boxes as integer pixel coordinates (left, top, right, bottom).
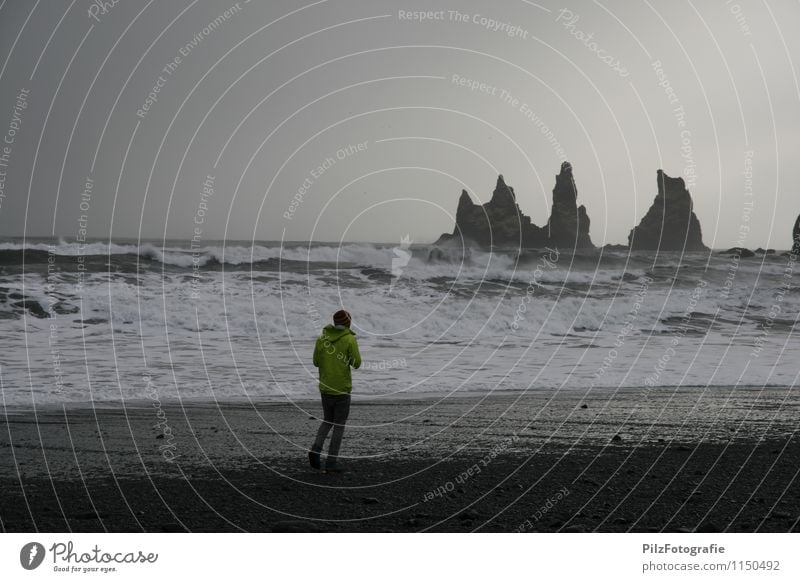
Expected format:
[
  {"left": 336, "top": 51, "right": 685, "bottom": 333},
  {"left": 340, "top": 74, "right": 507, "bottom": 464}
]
[{"left": 2, "top": 393, "right": 798, "bottom": 533}]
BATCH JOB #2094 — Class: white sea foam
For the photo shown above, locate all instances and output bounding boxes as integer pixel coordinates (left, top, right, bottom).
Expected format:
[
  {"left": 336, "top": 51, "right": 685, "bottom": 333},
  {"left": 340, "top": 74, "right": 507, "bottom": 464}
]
[{"left": 1, "top": 241, "right": 796, "bottom": 405}]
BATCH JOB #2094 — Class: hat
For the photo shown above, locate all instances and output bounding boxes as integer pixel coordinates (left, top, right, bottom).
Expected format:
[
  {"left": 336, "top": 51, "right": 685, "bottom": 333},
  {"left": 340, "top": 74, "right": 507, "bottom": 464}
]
[{"left": 333, "top": 310, "right": 351, "bottom": 327}]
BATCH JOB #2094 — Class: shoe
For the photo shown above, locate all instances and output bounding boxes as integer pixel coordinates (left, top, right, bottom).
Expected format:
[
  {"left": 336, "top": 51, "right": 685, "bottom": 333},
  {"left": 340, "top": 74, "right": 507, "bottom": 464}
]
[{"left": 308, "top": 448, "right": 321, "bottom": 469}]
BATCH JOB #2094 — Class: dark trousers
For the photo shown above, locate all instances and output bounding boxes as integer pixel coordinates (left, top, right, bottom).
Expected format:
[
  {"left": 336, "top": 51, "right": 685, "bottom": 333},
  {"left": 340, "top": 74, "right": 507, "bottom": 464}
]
[{"left": 312, "top": 393, "right": 351, "bottom": 466}]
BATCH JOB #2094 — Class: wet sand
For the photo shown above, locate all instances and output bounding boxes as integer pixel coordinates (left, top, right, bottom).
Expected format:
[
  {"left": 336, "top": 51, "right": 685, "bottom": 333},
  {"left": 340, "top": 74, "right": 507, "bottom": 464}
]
[{"left": 1, "top": 387, "right": 798, "bottom": 532}]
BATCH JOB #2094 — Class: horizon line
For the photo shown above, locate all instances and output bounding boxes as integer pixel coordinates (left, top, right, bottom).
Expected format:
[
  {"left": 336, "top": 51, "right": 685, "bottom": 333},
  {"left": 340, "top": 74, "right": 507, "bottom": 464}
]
[{"left": 1, "top": 234, "right": 793, "bottom": 252}]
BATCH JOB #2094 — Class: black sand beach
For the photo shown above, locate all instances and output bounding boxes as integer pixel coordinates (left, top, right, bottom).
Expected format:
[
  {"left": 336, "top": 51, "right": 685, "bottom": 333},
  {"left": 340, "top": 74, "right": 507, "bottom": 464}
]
[{"left": 2, "top": 388, "right": 798, "bottom": 532}]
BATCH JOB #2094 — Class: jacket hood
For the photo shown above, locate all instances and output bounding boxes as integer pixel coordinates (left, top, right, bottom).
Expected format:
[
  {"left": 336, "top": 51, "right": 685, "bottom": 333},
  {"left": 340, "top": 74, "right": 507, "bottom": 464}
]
[{"left": 322, "top": 324, "right": 355, "bottom": 342}]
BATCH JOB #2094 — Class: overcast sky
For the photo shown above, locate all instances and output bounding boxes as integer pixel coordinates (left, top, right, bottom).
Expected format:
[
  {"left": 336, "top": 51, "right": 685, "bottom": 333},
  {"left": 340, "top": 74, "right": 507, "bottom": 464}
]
[{"left": 0, "top": 0, "right": 798, "bottom": 248}]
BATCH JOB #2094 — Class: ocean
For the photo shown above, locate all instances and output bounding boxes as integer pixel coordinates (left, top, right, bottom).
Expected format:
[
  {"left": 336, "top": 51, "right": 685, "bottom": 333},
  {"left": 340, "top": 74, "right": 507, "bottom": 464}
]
[{"left": 0, "top": 238, "right": 797, "bottom": 407}]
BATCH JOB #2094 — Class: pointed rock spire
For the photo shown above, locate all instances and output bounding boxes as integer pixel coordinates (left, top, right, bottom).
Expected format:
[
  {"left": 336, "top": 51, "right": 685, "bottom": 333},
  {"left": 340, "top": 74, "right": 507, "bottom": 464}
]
[
  {"left": 490, "top": 174, "right": 517, "bottom": 209},
  {"left": 548, "top": 162, "right": 593, "bottom": 249},
  {"left": 628, "top": 170, "right": 707, "bottom": 251},
  {"left": 435, "top": 167, "right": 595, "bottom": 249},
  {"left": 455, "top": 190, "right": 474, "bottom": 229}
]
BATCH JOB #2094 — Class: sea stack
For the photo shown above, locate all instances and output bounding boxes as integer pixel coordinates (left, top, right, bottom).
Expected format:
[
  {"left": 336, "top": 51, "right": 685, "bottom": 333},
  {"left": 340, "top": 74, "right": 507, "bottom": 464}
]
[
  {"left": 434, "top": 163, "right": 594, "bottom": 250},
  {"left": 628, "top": 170, "right": 708, "bottom": 252},
  {"left": 792, "top": 214, "right": 800, "bottom": 255},
  {"left": 547, "top": 162, "right": 593, "bottom": 249},
  {"left": 434, "top": 175, "right": 547, "bottom": 248}
]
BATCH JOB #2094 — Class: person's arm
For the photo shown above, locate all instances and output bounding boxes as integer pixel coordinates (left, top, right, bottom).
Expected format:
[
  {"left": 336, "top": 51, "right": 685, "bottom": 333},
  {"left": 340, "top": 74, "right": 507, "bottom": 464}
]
[
  {"left": 349, "top": 337, "right": 362, "bottom": 369},
  {"left": 313, "top": 337, "right": 321, "bottom": 367}
]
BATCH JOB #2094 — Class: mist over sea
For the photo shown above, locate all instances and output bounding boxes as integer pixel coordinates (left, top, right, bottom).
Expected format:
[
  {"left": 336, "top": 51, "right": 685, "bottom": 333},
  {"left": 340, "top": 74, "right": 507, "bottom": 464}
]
[{"left": 1, "top": 237, "right": 797, "bottom": 407}]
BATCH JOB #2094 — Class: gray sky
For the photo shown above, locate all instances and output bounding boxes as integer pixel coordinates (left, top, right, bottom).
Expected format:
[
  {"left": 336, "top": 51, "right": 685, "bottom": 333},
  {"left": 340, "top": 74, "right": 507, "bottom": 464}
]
[{"left": 0, "top": 0, "right": 798, "bottom": 248}]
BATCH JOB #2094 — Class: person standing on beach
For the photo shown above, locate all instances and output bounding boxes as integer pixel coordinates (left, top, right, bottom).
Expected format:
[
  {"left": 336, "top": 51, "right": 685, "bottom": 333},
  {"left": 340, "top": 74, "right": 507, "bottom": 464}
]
[{"left": 309, "top": 309, "right": 361, "bottom": 473}]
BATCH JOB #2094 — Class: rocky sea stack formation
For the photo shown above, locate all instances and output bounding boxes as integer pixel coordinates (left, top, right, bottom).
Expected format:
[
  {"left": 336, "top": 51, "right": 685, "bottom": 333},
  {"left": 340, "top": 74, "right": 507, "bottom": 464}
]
[
  {"left": 434, "top": 162, "right": 594, "bottom": 250},
  {"left": 793, "top": 214, "right": 800, "bottom": 255},
  {"left": 628, "top": 170, "right": 708, "bottom": 252},
  {"left": 439, "top": 174, "right": 546, "bottom": 248},
  {"left": 548, "top": 162, "right": 593, "bottom": 249}
]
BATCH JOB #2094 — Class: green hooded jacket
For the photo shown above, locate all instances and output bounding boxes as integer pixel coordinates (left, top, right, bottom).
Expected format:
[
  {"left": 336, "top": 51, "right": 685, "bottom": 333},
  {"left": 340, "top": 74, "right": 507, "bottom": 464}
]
[{"left": 313, "top": 324, "right": 362, "bottom": 395}]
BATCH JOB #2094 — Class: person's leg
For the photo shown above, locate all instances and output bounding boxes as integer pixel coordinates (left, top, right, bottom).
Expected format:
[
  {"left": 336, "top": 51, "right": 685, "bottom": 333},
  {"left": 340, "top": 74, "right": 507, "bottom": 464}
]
[
  {"left": 326, "top": 394, "right": 351, "bottom": 469},
  {"left": 310, "top": 395, "right": 334, "bottom": 468}
]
